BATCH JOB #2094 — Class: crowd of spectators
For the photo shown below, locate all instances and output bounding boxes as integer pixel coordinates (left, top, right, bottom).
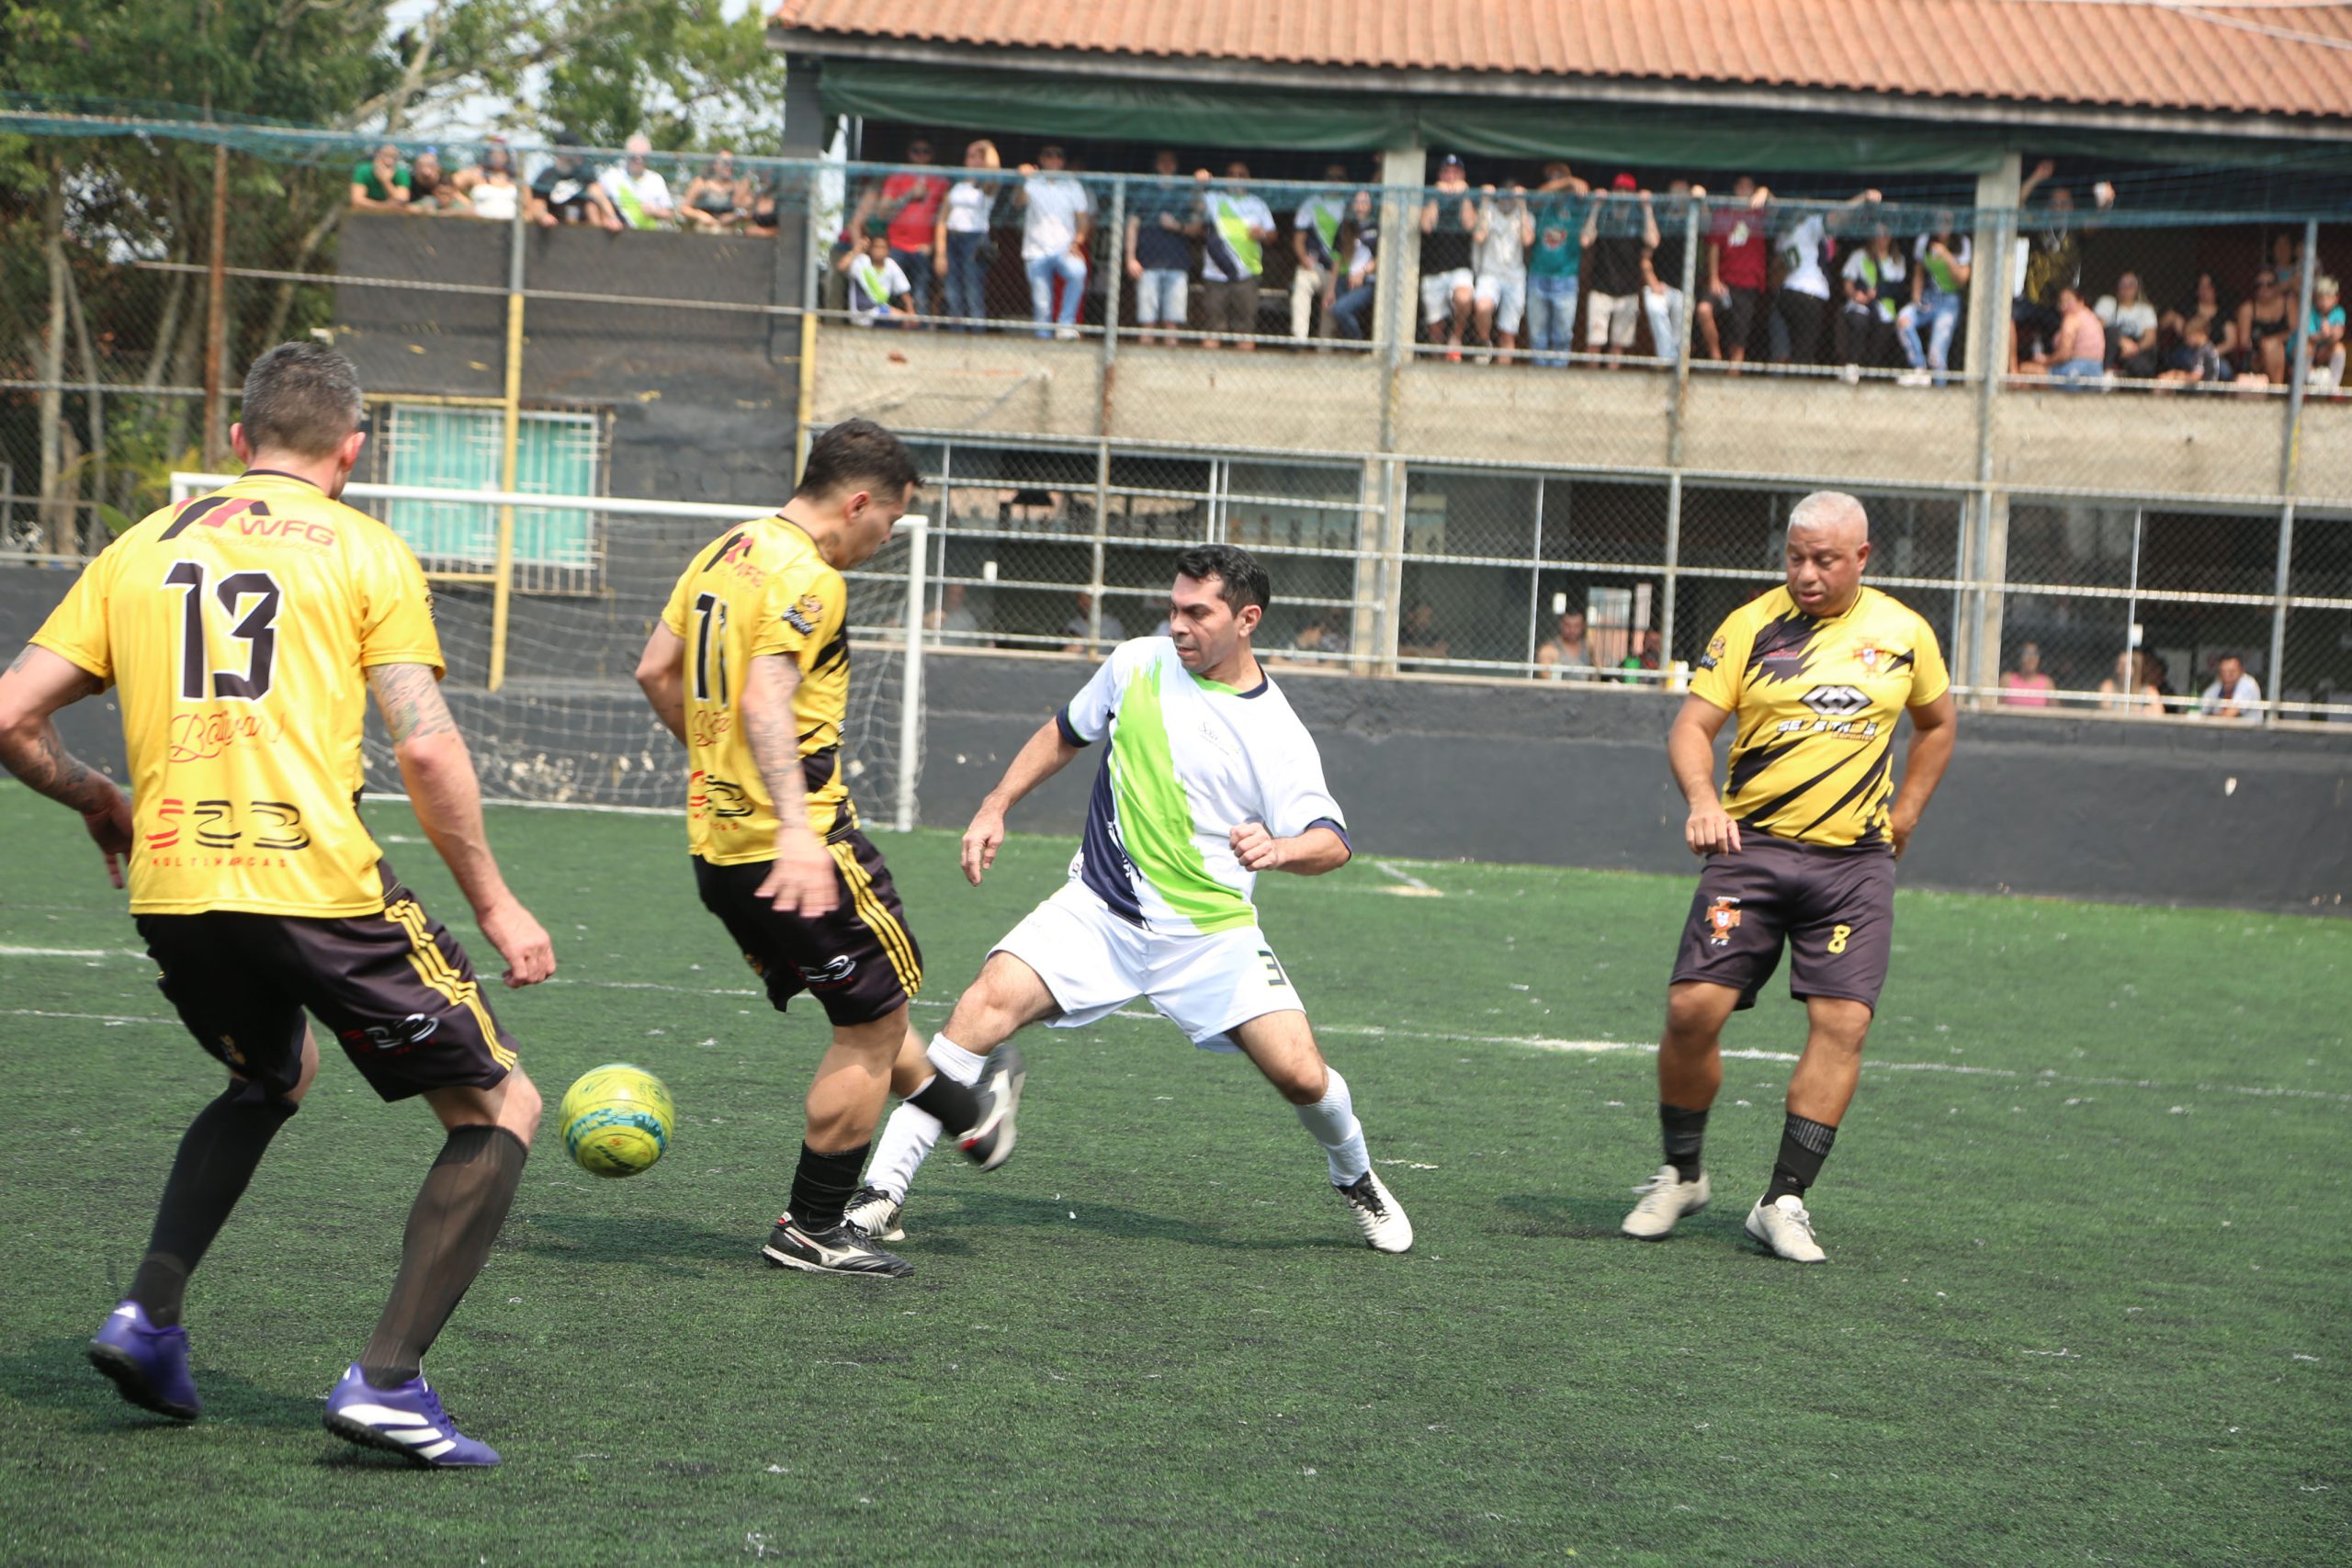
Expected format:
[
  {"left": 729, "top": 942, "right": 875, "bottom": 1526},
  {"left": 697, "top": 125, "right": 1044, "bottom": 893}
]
[
  {"left": 1997, "top": 640, "right": 2269, "bottom": 718},
  {"left": 348, "top": 138, "right": 2342, "bottom": 392}
]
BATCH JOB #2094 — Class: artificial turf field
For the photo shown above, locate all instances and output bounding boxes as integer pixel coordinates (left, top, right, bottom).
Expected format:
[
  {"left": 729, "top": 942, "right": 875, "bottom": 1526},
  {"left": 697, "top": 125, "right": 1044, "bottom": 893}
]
[{"left": 1, "top": 782, "right": 2345, "bottom": 1565}]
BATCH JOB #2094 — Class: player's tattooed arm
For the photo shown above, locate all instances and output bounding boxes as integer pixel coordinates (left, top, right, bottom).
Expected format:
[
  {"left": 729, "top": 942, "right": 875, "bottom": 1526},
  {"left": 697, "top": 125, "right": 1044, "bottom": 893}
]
[
  {"left": 742, "top": 653, "right": 837, "bottom": 915},
  {"left": 0, "top": 644, "right": 131, "bottom": 886},
  {"left": 369, "top": 661, "right": 458, "bottom": 745}
]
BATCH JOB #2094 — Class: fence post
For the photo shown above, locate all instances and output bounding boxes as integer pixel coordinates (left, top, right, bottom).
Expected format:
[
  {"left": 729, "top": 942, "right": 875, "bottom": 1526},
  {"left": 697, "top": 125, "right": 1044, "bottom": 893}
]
[
  {"left": 797, "top": 162, "right": 826, "bottom": 485},
  {"left": 1099, "top": 175, "right": 1125, "bottom": 421},
  {"left": 1963, "top": 204, "right": 2017, "bottom": 703},
  {"left": 486, "top": 202, "right": 527, "bottom": 694},
  {"left": 201, "top": 143, "right": 230, "bottom": 472},
  {"left": 1374, "top": 149, "right": 1427, "bottom": 457},
  {"left": 2268, "top": 217, "right": 2322, "bottom": 726},
  {"left": 1660, "top": 197, "right": 1702, "bottom": 670},
  {"left": 1377, "top": 456, "right": 1407, "bottom": 674}
]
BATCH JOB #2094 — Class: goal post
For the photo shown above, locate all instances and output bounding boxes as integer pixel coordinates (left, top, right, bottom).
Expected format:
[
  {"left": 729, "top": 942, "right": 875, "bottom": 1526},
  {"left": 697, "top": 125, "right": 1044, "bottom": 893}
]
[{"left": 169, "top": 474, "right": 930, "bottom": 831}]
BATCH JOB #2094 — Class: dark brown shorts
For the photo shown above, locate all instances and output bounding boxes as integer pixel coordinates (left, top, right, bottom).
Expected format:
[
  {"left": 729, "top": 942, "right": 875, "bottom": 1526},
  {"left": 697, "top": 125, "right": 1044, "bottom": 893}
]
[
  {"left": 1668, "top": 830, "right": 1897, "bottom": 1011},
  {"left": 136, "top": 868, "right": 517, "bottom": 1103},
  {"left": 694, "top": 829, "right": 922, "bottom": 1028}
]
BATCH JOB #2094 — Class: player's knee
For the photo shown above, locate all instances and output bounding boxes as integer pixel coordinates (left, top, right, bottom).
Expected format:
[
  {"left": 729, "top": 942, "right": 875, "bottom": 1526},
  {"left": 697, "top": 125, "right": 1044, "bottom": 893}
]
[
  {"left": 1663, "top": 987, "right": 1728, "bottom": 1046},
  {"left": 497, "top": 1069, "right": 543, "bottom": 1145}
]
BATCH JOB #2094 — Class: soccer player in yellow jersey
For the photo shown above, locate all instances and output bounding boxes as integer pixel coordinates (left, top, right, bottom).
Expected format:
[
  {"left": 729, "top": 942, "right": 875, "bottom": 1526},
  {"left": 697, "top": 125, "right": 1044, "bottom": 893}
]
[
  {"left": 1622, "top": 491, "right": 1957, "bottom": 1263},
  {"left": 635, "top": 420, "right": 1020, "bottom": 1279},
  {"left": 0, "top": 343, "right": 553, "bottom": 1465}
]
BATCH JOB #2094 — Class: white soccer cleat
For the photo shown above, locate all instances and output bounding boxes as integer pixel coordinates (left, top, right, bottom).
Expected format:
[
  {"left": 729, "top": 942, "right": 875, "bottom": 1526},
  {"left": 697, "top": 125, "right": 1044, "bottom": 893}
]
[
  {"left": 1622, "top": 1165, "right": 1711, "bottom": 1240},
  {"left": 842, "top": 1184, "right": 906, "bottom": 1243},
  {"left": 1744, "top": 1194, "right": 1827, "bottom": 1263},
  {"left": 1334, "top": 1169, "right": 1413, "bottom": 1253}
]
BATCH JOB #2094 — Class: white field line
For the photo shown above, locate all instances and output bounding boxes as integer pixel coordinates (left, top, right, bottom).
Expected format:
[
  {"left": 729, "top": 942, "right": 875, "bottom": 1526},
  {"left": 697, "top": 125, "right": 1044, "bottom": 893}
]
[
  {"left": 7, "top": 951, "right": 2345, "bottom": 1104},
  {"left": 1371, "top": 861, "right": 1440, "bottom": 893},
  {"left": 0, "top": 944, "right": 145, "bottom": 958}
]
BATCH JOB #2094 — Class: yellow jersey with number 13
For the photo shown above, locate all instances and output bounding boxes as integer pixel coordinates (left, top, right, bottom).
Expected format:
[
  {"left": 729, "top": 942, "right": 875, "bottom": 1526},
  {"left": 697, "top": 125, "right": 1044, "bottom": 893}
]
[
  {"left": 29, "top": 471, "right": 444, "bottom": 917},
  {"left": 1690, "top": 584, "right": 1948, "bottom": 849},
  {"left": 659, "top": 515, "right": 855, "bottom": 863}
]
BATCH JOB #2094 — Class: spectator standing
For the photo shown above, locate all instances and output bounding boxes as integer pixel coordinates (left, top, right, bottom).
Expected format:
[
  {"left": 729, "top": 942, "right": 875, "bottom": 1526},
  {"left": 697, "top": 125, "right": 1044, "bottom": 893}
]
[
  {"left": 1327, "top": 190, "right": 1381, "bottom": 342},
  {"left": 1291, "top": 164, "right": 1351, "bottom": 341},
  {"left": 1471, "top": 183, "right": 1532, "bottom": 365},
  {"left": 1704, "top": 175, "right": 1773, "bottom": 367},
  {"left": 682, "top": 150, "right": 750, "bottom": 231},
  {"left": 1202, "top": 163, "right": 1277, "bottom": 351},
  {"left": 935, "top": 140, "right": 1001, "bottom": 331},
  {"left": 1641, "top": 180, "right": 1696, "bottom": 365},
  {"left": 349, "top": 143, "right": 411, "bottom": 213},
  {"left": 2011, "top": 162, "right": 2113, "bottom": 370},
  {"left": 2045, "top": 286, "right": 2109, "bottom": 388},
  {"left": 1774, "top": 189, "right": 1878, "bottom": 367},
  {"left": 1419, "top": 156, "right": 1479, "bottom": 360},
  {"left": 2270, "top": 231, "right": 2306, "bottom": 303},
  {"left": 1999, "top": 642, "right": 2056, "bottom": 706},
  {"left": 2201, "top": 654, "right": 2262, "bottom": 721},
  {"left": 1526, "top": 163, "right": 1590, "bottom": 367},
  {"left": 1835, "top": 223, "right": 1907, "bottom": 373},
  {"left": 2306, "top": 276, "right": 2346, "bottom": 389},
  {"left": 1585, "top": 175, "right": 1656, "bottom": 368},
  {"left": 454, "top": 141, "right": 520, "bottom": 222},
  {"left": 1014, "top": 145, "right": 1092, "bottom": 341},
  {"left": 1534, "top": 610, "right": 1590, "bottom": 678},
  {"left": 2096, "top": 273, "right": 2161, "bottom": 378},
  {"left": 841, "top": 227, "right": 916, "bottom": 328},
  {"left": 529, "top": 132, "right": 621, "bottom": 230},
  {"left": 1897, "top": 211, "right": 1971, "bottom": 386},
  {"left": 2238, "top": 268, "right": 2292, "bottom": 386},
  {"left": 869, "top": 140, "right": 949, "bottom": 315},
  {"left": 1125, "top": 149, "right": 1203, "bottom": 346},
  {"left": 600, "top": 135, "right": 676, "bottom": 230}
]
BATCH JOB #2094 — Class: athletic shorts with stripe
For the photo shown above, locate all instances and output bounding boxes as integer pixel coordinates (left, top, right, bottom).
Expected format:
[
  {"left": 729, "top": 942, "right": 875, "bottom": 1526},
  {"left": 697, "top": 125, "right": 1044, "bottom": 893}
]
[
  {"left": 135, "top": 866, "right": 518, "bottom": 1103},
  {"left": 693, "top": 828, "right": 922, "bottom": 1027},
  {"left": 1668, "top": 830, "right": 1897, "bottom": 1012}
]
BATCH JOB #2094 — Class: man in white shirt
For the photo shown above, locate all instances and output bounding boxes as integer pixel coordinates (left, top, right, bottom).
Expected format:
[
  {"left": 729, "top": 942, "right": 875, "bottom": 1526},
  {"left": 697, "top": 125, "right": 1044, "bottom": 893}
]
[
  {"left": 843, "top": 544, "right": 1414, "bottom": 1256},
  {"left": 599, "top": 135, "right": 675, "bottom": 230},
  {"left": 1771, "top": 187, "right": 1879, "bottom": 365},
  {"left": 2201, "top": 653, "right": 2263, "bottom": 722},
  {"left": 1202, "top": 163, "right": 1277, "bottom": 351},
  {"left": 1013, "top": 145, "right": 1093, "bottom": 341}
]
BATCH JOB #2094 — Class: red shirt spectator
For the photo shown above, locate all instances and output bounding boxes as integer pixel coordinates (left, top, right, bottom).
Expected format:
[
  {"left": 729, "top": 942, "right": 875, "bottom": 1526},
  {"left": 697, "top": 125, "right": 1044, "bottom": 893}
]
[
  {"left": 1712, "top": 190, "right": 1770, "bottom": 291},
  {"left": 883, "top": 168, "right": 949, "bottom": 253}
]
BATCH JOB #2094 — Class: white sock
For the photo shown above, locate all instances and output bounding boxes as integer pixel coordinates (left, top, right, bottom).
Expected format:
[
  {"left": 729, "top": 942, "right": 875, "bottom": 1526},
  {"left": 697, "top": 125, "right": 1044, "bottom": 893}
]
[
  {"left": 1295, "top": 1067, "right": 1371, "bottom": 1185},
  {"left": 863, "top": 1034, "right": 983, "bottom": 1203}
]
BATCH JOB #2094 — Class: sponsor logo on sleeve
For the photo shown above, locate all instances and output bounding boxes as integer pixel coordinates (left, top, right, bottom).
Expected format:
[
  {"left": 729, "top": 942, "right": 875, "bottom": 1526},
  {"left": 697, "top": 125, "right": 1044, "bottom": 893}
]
[
  {"left": 781, "top": 592, "right": 824, "bottom": 636},
  {"left": 1698, "top": 635, "right": 1726, "bottom": 671}
]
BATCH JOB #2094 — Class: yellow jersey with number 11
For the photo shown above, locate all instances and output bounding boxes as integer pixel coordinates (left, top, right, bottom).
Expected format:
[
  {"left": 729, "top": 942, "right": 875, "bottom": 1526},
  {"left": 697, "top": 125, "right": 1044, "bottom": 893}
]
[
  {"left": 30, "top": 471, "right": 445, "bottom": 916},
  {"left": 659, "top": 515, "right": 855, "bottom": 863}
]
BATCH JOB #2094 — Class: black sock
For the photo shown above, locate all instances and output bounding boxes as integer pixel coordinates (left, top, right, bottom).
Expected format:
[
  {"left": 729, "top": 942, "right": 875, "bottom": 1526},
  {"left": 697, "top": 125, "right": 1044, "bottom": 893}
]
[
  {"left": 362, "top": 1125, "right": 529, "bottom": 1390},
  {"left": 904, "top": 1072, "right": 982, "bottom": 1136},
  {"left": 789, "top": 1142, "right": 868, "bottom": 1233},
  {"left": 1763, "top": 1113, "right": 1838, "bottom": 1203},
  {"left": 129, "top": 1086, "right": 299, "bottom": 1328},
  {"left": 1659, "top": 1102, "right": 1710, "bottom": 1182}
]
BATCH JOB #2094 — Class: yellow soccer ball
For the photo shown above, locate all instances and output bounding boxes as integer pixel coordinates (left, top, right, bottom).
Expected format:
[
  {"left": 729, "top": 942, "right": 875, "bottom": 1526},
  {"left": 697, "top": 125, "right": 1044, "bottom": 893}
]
[{"left": 559, "top": 1064, "right": 675, "bottom": 1179}]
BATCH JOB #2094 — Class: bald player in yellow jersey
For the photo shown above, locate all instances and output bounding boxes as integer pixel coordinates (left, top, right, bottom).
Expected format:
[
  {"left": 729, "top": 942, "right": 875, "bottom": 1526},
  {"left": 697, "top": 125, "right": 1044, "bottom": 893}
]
[
  {"left": 635, "top": 419, "right": 1020, "bottom": 1279},
  {"left": 1621, "top": 491, "right": 1957, "bottom": 1263},
  {"left": 0, "top": 343, "right": 552, "bottom": 1464}
]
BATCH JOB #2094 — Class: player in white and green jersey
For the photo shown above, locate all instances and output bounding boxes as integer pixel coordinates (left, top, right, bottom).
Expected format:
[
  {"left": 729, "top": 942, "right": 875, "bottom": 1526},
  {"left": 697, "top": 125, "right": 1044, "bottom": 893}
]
[{"left": 847, "top": 544, "right": 1413, "bottom": 1253}]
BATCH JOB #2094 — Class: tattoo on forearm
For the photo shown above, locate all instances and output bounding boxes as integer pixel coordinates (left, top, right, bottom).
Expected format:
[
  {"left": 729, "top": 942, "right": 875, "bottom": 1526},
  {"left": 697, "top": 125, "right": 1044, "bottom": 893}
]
[
  {"left": 742, "top": 656, "right": 808, "bottom": 813},
  {"left": 373, "top": 663, "right": 457, "bottom": 745},
  {"left": 3, "top": 722, "right": 119, "bottom": 815}
]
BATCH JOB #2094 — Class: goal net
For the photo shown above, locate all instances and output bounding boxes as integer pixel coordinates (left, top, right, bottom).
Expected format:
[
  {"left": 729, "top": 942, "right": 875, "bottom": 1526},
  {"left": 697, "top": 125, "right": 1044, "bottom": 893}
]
[{"left": 169, "top": 476, "right": 928, "bottom": 830}]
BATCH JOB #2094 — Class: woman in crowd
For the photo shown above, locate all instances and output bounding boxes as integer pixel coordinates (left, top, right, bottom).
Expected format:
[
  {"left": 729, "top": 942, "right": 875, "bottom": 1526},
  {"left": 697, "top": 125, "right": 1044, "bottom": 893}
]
[
  {"left": 935, "top": 139, "right": 1001, "bottom": 328},
  {"left": 2238, "top": 268, "right": 2292, "bottom": 386},
  {"left": 406, "top": 149, "right": 470, "bottom": 214},
  {"left": 2097, "top": 649, "right": 2167, "bottom": 714},
  {"left": 454, "top": 142, "right": 520, "bottom": 222},
  {"left": 682, "top": 150, "right": 751, "bottom": 231},
  {"left": 2160, "top": 271, "right": 2235, "bottom": 365}
]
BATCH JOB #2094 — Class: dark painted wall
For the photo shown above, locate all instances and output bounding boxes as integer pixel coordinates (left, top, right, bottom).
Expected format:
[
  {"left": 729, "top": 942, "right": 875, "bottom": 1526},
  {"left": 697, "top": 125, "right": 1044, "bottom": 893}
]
[
  {"left": 917, "top": 651, "right": 2352, "bottom": 918},
  {"left": 333, "top": 213, "right": 797, "bottom": 506},
  {"left": 6, "top": 558, "right": 2345, "bottom": 917}
]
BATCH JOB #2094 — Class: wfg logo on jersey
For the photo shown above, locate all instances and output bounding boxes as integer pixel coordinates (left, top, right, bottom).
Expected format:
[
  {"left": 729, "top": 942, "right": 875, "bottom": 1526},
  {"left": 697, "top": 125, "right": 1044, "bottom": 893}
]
[{"left": 1704, "top": 896, "right": 1743, "bottom": 947}]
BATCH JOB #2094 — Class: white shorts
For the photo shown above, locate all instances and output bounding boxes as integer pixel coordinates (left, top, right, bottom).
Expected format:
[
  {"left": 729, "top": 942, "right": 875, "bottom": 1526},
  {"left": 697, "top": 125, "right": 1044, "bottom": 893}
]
[
  {"left": 993, "top": 881, "right": 1301, "bottom": 1052},
  {"left": 1420, "top": 267, "right": 1474, "bottom": 323},
  {"left": 1475, "top": 271, "right": 1527, "bottom": 334},
  {"left": 1587, "top": 288, "right": 1640, "bottom": 348}
]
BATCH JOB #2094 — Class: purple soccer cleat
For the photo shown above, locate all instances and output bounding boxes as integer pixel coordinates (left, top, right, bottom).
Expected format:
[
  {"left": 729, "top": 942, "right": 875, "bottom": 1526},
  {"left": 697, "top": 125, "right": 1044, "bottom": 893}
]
[
  {"left": 322, "top": 1362, "right": 501, "bottom": 1467},
  {"left": 87, "top": 1300, "right": 200, "bottom": 1421}
]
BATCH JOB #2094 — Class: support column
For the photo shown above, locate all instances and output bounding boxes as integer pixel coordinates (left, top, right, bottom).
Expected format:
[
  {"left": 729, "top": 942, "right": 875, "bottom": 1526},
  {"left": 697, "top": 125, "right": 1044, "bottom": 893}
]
[
  {"left": 1374, "top": 145, "right": 1427, "bottom": 455},
  {"left": 2268, "top": 217, "right": 2323, "bottom": 726},
  {"left": 775, "top": 53, "right": 835, "bottom": 476},
  {"left": 1963, "top": 156, "right": 2021, "bottom": 702}
]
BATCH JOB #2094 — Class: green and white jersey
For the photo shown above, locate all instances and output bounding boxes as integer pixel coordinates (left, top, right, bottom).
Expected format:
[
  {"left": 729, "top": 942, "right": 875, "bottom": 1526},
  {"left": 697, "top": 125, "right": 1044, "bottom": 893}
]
[{"left": 1058, "top": 637, "right": 1347, "bottom": 935}]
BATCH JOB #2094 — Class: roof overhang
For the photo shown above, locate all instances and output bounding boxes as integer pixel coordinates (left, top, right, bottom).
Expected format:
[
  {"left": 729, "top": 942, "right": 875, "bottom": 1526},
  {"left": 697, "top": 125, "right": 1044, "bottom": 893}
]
[{"left": 770, "top": 29, "right": 2352, "bottom": 148}]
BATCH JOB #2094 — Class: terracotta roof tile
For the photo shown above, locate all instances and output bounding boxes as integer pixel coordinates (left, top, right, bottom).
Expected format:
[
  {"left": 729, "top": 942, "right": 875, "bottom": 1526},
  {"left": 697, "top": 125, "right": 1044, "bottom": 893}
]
[{"left": 772, "top": 0, "right": 2352, "bottom": 121}]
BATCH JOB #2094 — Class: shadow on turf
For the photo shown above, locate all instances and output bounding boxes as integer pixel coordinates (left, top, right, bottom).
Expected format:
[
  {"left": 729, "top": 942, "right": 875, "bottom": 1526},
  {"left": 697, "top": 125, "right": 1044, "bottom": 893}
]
[
  {"left": 516, "top": 1211, "right": 755, "bottom": 1272},
  {"left": 933, "top": 1190, "right": 1358, "bottom": 1252},
  {"left": 3, "top": 1336, "right": 321, "bottom": 1433}
]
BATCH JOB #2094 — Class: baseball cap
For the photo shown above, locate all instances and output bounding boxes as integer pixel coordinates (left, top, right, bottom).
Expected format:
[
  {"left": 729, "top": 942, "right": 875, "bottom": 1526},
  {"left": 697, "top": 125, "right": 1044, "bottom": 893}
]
[
  {"left": 1612, "top": 172, "right": 1637, "bottom": 191},
  {"left": 1439, "top": 154, "right": 1464, "bottom": 170}
]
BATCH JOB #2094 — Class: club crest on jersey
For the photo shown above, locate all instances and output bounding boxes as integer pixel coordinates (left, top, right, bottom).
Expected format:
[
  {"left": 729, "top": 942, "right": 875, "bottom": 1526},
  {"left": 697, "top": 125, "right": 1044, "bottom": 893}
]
[
  {"left": 1704, "top": 896, "right": 1743, "bottom": 947},
  {"left": 1855, "top": 640, "right": 1882, "bottom": 674},
  {"left": 1699, "top": 635, "right": 1726, "bottom": 671}
]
